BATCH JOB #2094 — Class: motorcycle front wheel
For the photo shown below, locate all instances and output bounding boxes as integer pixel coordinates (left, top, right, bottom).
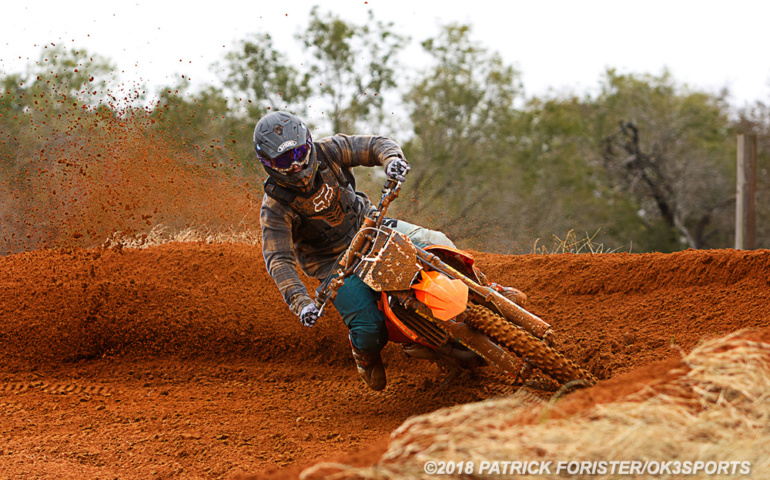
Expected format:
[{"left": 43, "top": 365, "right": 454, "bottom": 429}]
[{"left": 462, "top": 303, "right": 597, "bottom": 386}]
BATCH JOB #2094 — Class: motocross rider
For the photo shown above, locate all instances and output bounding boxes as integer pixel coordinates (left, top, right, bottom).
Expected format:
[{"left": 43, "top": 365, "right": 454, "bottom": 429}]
[{"left": 254, "top": 111, "right": 524, "bottom": 391}]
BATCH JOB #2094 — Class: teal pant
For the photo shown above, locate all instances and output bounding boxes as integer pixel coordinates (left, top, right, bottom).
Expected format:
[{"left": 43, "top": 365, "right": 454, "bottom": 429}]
[
  {"left": 332, "top": 220, "right": 455, "bottom": 355},
  {"left": 332, "top": 274, "right": 388, "bottom": 355}
]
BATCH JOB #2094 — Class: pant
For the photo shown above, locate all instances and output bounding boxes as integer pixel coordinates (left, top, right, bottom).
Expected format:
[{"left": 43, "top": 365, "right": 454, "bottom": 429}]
[{"left": 331, "top": 220, "right": 455, "bottom": 355}]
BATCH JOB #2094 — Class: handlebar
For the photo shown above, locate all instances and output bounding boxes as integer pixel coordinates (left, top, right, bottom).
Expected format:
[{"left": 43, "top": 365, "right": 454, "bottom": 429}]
[{"left": 375, "top": 178, "right": 401, "bottom": 228}]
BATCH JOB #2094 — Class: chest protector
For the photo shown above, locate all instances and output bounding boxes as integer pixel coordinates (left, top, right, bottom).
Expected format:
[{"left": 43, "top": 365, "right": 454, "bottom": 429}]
[{"left": 264, "top": 162, "right": 363, "bottom": 246}]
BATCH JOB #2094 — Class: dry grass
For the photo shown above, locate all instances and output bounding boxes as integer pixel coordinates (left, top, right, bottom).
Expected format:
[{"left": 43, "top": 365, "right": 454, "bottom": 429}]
[
  {"left": 301, "top": 332, "right": 770, "bottom": 479},
  {"left": 101, "top": 224, "right": 262, "bottom": 250},
  {"left": 533, "top": 229, "right": 624, "bottom": 254}
]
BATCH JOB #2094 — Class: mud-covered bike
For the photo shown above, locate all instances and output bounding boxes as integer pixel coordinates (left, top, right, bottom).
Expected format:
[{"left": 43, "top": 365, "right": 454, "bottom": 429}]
[{"left": 315, "top": 178, "right": 596, "bottom": 386}]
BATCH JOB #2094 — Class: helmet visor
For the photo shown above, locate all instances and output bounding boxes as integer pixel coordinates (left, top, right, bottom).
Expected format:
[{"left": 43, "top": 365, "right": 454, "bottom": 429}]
[{"left": 258, "top": 138, "right": 313, "bottom": 173}]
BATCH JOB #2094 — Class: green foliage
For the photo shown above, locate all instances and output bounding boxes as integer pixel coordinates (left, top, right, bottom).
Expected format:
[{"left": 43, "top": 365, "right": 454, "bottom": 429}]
[
  {"left": 1, "top": 45, "right": 116, "bottom": 153},
  {"left": 6, "top": 45, "right": 116, "bottom": 105},
  {"left": 0, "top": 46, "right": 120, "bottom": 252},
  {"left": 501, "top": 95, "right": 630, "bottom": 253},
  {"left": 146, "top": 78, "right": 267, "bottom": 203},
  {"left": 216, "top": 33, "right": 310, "bottom": 119},
  {"left": 296, "top": 7, "right": 408, "bottom": 134},
  {"left": 597, "top": 69, "right": 735, "bottom": 250},
  {"left": 395, "top": 24, "right": 523, "bottom": 250},
  {"left": 152, "top": 81, "right": 235, "bottom": 156}
]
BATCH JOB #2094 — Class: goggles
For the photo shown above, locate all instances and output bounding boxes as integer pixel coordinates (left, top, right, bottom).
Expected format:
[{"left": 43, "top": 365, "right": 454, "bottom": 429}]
[{"left": 257, "top": 138, "right": 313, "bottom": 174}]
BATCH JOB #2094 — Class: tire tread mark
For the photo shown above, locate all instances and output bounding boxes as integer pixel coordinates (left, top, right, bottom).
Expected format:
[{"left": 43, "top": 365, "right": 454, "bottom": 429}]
[{"left": 0, "top": 382, "right": 112, "bottom": 396}]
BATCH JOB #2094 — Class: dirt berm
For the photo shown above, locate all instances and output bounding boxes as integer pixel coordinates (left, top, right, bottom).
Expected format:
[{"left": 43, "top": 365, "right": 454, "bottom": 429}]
[{"left": 0, "top": 243, "right": 768, "bottom": 478}]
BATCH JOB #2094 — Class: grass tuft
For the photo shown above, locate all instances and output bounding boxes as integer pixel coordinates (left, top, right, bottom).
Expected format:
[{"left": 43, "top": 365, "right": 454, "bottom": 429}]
[
  {"left": 533, "top": 229, "right": 625, "bottom": 254},
  {"left": 101, "top": 224, "right": 262, "bottom": 250}
]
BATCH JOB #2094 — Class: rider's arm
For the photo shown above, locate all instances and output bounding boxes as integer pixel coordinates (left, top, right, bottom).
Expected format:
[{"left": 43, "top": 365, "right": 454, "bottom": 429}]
[
  {"left": 260, "top": 196, "right": 314, "bottom": 315},
  {"left": 317, "top": 134, "right": 406, "bottom": 171}
]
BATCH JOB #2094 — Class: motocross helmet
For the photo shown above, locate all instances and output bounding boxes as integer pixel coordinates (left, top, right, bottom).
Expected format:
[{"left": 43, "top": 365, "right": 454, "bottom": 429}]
[{"left": 253, "top": 111, "right": 318, "bottom": 193}]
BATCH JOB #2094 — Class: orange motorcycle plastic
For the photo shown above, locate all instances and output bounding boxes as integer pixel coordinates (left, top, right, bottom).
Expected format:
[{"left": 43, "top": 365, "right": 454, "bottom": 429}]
[{"left": 411, "top": 270, "right": 469, "bottom": 321}]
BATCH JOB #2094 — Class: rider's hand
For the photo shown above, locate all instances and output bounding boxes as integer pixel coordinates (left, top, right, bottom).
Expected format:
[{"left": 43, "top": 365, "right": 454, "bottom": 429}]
[
  {"left": 299, "top": 303, "right": 322, "bottom": 328},
  {"left": 385, "top": 158, "right": 410, "bottom": 182}
]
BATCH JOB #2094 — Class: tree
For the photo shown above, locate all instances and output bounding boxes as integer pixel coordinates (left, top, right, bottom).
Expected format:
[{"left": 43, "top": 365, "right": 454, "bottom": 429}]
[
  {"left": 0, "top": 46, "right": 117, "bottom": 253},
  {"left": 215, "top": 33, "right": 310, "bottom": 120},
  {"left": 296, "top": 7, "right": 407, "bottom": 134},
  {"left": 501, "top": 94, "right": 635, "bottom": 253},
  {"left": 598, "top": 70, "right": 735, "bottom": 250},
  {"left": 149, "top": 77, "right": 265, "bottom": 186},
  {"left": 1, "top": 45, "right": 116, "bottom": 164},
  {"left": 395, "top": 24, "right": 522, "bottom": 249}
]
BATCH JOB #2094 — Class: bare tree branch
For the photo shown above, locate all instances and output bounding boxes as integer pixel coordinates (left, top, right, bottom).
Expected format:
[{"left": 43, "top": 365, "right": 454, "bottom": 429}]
[{"left": 604, "top": 121, "right": 697, "bottom": 248}]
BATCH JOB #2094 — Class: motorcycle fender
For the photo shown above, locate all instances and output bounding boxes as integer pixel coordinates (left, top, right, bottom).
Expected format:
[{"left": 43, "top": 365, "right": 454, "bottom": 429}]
[
  {"left": 424, "top": 244, "right": 485, "bottom": 284},
  {"left": 424, "top": 244, "right": 475, "bottom": 266},
  {"left": 412, "top": 270, "right": 469, "bottom": 321}
]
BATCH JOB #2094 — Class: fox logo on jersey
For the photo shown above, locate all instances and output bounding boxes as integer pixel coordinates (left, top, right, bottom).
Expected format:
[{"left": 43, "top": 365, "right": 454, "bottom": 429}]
[{"left": 313, "top": 184, "right": 335, "bottom": 212}]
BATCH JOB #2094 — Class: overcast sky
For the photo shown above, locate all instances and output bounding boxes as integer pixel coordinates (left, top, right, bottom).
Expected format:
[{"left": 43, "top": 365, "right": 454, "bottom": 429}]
[{"left": 2, "top": 0, "right": 769, "bottom": 108}]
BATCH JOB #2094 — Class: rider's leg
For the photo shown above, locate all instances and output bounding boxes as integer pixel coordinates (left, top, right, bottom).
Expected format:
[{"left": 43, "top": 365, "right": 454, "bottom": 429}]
[
  {"left": 332, "top": 274, "right": 388, "bottom": 391},
  {"left": 387, "top": 219, "right": 456, "bottom": 249}
]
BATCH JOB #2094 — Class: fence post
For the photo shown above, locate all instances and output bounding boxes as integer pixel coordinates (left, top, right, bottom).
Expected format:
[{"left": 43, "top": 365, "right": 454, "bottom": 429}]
[{"left": 735, "top": 134, "right": 757, "bottom": 249}]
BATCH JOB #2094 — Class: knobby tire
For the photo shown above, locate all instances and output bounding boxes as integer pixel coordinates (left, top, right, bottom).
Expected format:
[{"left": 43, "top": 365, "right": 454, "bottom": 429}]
[{"left": 463, "top": 303, "right": 597, "bottom": 385}]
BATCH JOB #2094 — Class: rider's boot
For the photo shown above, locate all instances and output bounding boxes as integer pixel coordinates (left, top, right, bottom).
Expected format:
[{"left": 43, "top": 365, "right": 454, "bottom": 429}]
[
  {"left": 351, "top": 346, "right": 387, "bottom": 391},
  {"left": 490, "top": 282, "right": 527, "bottom": 307}
]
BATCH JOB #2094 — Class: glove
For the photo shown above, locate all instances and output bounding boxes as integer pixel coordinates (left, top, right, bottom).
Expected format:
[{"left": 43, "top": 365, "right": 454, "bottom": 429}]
[
  {"left": 385, "top": 158, "right": 410, "bottom": 182},
  {"left": 299, "top": 303, "right": 322, "bottom": 327}
]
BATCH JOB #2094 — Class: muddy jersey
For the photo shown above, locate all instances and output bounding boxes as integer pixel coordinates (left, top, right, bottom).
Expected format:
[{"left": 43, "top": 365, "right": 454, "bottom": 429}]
[
  {"left": 260, "top": 134, "right": 406, "bottom": 314},
  {"left": 263, "top": 164, "right": 364, "bottom": 248}
]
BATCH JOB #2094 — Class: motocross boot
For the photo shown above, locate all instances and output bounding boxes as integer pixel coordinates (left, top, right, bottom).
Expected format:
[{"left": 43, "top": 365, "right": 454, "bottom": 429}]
[
  {"left": 490, "top": 283, "right": 527, "bottom": 308},
  {"left": 351, "top": 347, "right": 387, "bottom": 391}
]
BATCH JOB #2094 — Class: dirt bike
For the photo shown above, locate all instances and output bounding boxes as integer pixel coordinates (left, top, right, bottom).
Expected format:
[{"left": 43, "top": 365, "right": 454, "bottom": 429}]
[{"left": 315, "top": 178, "right": 596, "bottom": 387}]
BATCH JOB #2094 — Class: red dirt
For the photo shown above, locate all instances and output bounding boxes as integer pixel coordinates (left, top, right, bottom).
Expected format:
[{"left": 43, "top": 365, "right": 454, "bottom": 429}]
[{"left": 1, "top": 243, "right": 768, "bottom": 479}]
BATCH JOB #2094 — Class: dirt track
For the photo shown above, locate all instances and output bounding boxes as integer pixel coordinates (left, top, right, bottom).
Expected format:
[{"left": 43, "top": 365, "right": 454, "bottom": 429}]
[{"left": 1, "top": 243, "right": 768, "bottom": 478}]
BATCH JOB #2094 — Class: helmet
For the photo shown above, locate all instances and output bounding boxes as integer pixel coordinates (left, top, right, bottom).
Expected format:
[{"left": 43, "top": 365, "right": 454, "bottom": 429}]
[{"left": 253, "top": 111, "right": 318, "bottom": 192}]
